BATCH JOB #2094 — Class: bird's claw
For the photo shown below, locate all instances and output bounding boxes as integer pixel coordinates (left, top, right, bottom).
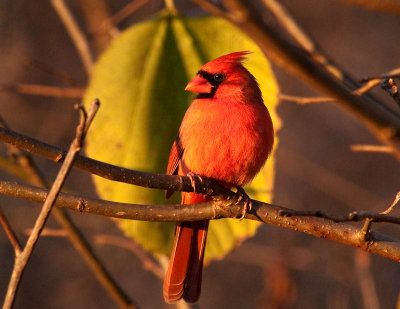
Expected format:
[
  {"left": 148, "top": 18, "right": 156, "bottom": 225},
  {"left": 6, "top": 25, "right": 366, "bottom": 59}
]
[
  {"left": 187, "top": 172, "right": 203, "bottom": 194},
  {"left": 236, "top": 186, "right": 252, "bottom": 220}
]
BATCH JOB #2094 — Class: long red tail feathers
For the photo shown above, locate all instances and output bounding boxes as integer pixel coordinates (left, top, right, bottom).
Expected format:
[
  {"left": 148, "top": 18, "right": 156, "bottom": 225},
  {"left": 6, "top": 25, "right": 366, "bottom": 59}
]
[{"left": 163, "top": 193, "right": 211, "bottom": 303}]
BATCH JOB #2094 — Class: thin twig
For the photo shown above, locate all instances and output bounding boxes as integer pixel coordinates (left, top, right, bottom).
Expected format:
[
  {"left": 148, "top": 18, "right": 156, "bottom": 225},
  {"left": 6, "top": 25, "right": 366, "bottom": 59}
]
[
  {"left": 361, "top": 73, "right": 400, "bottom": 83},
  {"left": 381, "top": 192, "right": 400, "bottom": 215},
  {"left": 0, "top": 83, "right": 85, "bottom": 98},
  {"left": 191, "top": 0, "right": 228, "bottom": 18},
  {"left": 95, "top": 0, "right": 149, "bottom": 39},
  {"left": 25, "top": 228, "right": 68, "bottom": 237},
  {"left": 95, "top": 234, "right": 164, "bottom": 280},
  {"left": 381, "top": 78, "right": 400, "bottom": 108},
  {"left": 279, "top": 74, "right": 400, "bottom": 105},
  {"left": 350, "top": 144, "right": 393, "bottom": 153},
  {"left": 23, "top": 58, "right": 84, "bottom": 86},
  {"left": 23, "top": 227, "right": 165, "bottom": 280},
  {"left": 279, "top": 94, "right": 335, "bottom": 104},
  {"left": 51, "top": 0, "right": 94, "bottom": 75},
  {"left": 105, "top": 0, "right": 149, "bottom": 27},
  {"left": 2, "top": 100, "right": 99, "bottom": 309},
  {"left": 0, "top": 208, "right": 22, "bottom": 257},
  {"left": 357, "top": 67, "right": 400, "bottom": 95}
]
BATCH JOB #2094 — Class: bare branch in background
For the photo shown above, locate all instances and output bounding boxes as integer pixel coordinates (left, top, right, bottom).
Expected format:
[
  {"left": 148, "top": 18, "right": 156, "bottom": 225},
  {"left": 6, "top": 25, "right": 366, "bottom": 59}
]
[
  {"left": 32, "top": 228, "right": 166, "bottom": 281},
  {"left": 23, "top": 58, "right": 84, "bottom": 86},
  {"left": 25, "top": 228, "right": 68, "bottom": 237},
  {"left": 262, "top": 0, "right": 394, "bottom": 109},
  {"left": 96, "top": 234, "right": 165, "bottom": 280},
  {"left": 354, "top": 250, "right": 381, "bottom": 309},
  {"left": 98, "top": 0, "right": 149, "bottom": 38},
  {"left": 0, "top": 208, "right": 22, "bottom": 257},
  {"left": 381, "top": 192, "right": 400, "bottom": 215},
  {"left": 262, "top": 0, "right": 343, "bottom": 81},
  {"left": 336, "top": 0, "right": 400, "bottom": 15},
  {"left": 279, "top": 94, "right": 335, "bottom": 104},
  {"left": 78, "top": 0, "right": 114, "bottom": 53},
  {"left": 350, "top": 144, "right": 393, "bottom": 153},
  {"left": 51, "top": 0, "right": 94, "bottom": 75},
  {"left": 381, "top": 78, "right": 400, "bottom": 108},
  {"left": 0, "top": 83, "right": 85, "bottom": 98}
]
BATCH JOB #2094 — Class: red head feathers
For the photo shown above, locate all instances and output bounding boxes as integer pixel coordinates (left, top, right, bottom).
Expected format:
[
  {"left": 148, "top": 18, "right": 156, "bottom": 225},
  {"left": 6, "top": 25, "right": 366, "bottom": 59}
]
[
  {"left": 185, "top": 51, "right": 260, "bottom": 102},
  {"left": 202, "top": 51, "right": 251, "bottom": 67}
]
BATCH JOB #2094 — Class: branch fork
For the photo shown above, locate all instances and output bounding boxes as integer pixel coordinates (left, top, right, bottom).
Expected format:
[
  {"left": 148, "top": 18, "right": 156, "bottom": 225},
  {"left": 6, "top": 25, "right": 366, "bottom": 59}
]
[{"left": 2, "top": 99, "right": 100, "bottom": 309}]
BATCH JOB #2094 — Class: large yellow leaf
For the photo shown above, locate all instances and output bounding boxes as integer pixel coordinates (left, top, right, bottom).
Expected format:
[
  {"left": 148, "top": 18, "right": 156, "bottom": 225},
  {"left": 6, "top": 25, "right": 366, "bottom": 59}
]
[{"left": 83, "top": 12, "right": 280, "bottom": 262}]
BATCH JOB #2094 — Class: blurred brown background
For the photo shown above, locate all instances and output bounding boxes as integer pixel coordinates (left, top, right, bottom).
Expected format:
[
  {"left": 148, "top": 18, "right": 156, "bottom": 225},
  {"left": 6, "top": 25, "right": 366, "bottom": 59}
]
[{"left": 1, "top": 0, "right": 400, "bottom": 308}]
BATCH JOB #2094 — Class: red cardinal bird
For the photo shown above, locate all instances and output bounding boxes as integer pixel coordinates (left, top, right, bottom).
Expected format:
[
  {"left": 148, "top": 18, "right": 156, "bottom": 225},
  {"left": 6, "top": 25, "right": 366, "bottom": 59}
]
[{"left": 163, "top": 51, "right": 274, "bottom": 303}]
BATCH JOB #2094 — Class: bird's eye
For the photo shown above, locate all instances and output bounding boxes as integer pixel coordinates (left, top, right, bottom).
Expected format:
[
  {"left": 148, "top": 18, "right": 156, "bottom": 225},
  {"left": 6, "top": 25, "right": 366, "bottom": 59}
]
[{"left": 213, "top": 73, "right": 225, "bottom": 82}]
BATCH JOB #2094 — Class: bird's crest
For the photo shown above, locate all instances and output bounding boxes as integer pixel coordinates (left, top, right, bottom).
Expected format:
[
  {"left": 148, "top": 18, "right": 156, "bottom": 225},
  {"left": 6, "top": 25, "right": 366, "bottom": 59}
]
[{"left": 201, "top": 51, "right": 251, "bottom": 71}]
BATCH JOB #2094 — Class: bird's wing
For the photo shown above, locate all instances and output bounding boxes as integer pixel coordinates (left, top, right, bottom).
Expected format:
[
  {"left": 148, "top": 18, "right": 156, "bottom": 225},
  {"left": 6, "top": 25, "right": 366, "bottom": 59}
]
[{"left": 165, "top": 137, "right": 184, "bottom": 199}]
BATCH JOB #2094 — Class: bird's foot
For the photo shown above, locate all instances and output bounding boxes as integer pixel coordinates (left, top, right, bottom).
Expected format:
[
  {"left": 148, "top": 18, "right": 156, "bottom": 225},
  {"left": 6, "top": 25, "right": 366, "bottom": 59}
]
[
  {"left": 236, "top": 186, "right": 252, "bottom": 220},
  {"left": 187, "top": 172, "right": 203, "bottom": 194}
]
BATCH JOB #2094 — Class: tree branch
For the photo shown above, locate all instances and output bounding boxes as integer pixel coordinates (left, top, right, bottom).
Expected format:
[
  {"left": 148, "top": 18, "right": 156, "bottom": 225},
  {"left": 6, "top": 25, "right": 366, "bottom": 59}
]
[
  {"left": 0, "top": 179, "right": 216, "bottom": 222},
  {"left": 2, "top": 178, "right": 400, "bottom": 264},
  {"left": 2, "top": 123, "right": 400, "bottom": 264},
  {"left": 51, "top": 0, "right": 94, "bottom": 75},
  {"left": 0, "top": 126, "right": 230, "bottom": 197}
]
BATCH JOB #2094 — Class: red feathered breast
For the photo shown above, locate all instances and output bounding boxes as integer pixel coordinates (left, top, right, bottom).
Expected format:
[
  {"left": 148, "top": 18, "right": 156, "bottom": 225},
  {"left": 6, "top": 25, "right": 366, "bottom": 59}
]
[{"left": 178, "top": 98, "right": 273, "bottom": 187}]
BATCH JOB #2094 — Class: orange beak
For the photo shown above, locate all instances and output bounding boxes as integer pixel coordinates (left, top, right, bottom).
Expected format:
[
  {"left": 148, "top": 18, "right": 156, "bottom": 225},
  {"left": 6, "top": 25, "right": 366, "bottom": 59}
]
[{"left": 185, "top": 74, "right": 212, "bottom": 93}]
